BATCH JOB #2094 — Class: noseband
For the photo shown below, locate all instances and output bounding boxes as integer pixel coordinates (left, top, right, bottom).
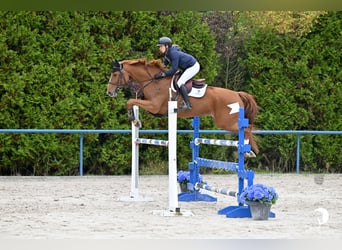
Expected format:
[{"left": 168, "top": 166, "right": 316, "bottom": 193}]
[
  {"left": 108, "top": 64, "right": 128, "bottom": 87},
  {"left": 108, "top": 64, "right": 156, "bottom": 98}
]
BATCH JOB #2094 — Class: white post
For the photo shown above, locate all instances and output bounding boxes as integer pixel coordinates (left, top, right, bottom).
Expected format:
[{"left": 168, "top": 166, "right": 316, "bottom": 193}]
[
  {"left": 151, "top": 97, "right": 193, "bottom": 216},
  {"left": 130, "top": 105, "right": 139, "bottom": 198},
  {"left": 118, "top": 105, "right": 153, "bottom": 201},
  {"left": 168, "top": 100, "right": 179, "bottom": 212}
]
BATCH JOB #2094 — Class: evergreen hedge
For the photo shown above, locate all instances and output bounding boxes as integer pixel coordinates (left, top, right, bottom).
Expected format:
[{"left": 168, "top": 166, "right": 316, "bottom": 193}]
[{"left": 0, "top": 11, "right": 340, "bottom": 175}]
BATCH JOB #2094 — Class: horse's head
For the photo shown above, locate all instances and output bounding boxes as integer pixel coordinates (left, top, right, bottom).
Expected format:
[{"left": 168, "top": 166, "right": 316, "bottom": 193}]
[
  {"left": 107, "top": 58, "right": 167, "bottom": 98},
  {"left": 106, "top": 59, "right": 130, "bottom": 97}
]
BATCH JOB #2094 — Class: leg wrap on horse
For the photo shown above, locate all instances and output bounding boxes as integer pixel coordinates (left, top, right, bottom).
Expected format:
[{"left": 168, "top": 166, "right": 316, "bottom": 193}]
[{"left": 179, "top": 84, "right": 192, "bottom": 110}]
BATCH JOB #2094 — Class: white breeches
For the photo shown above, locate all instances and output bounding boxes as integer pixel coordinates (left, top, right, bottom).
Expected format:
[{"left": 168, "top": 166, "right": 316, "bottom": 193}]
[{"left": 177, "top": 61, "right": 200, "bottom": 87}]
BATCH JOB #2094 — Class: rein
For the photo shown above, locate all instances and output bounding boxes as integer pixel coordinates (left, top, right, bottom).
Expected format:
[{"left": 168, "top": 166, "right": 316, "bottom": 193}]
[
  {"left": 131, "top": 79, "right": 154, "bottom": 99},
  {"left": 108, "top": 68, "right": 155, "bottom": 99}
]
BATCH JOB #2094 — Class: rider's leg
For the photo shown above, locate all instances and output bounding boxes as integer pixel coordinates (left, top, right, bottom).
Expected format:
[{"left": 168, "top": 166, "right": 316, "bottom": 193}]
[
  {"left": 179, "top": 84, "right": 192, "bottom": 110},
  {"left": 177, "top": 62, "right": 200, "bottom": 110}
]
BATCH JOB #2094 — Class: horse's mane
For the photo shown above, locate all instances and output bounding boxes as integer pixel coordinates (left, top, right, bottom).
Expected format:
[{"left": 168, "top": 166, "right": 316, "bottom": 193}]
[{"left": 120, "top": 58, "right": 166, "bottom": 70}]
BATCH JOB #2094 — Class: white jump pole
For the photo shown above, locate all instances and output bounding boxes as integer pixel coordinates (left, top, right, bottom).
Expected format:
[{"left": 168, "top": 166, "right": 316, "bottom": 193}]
[
  {"left": 118, "top": 105, "right": 153, "bottom": 201},
  {"left": 130, "top": 105, "right": 140, "bottom": 198},
  {"left": 168, "top": 100, "right": 180, "bottom": 212},
  {"left": 120, "top": 90, "right": 192, "bottom": 216},
  {"left": 153, "top": 89, "right": 193, "bottom": 216}
]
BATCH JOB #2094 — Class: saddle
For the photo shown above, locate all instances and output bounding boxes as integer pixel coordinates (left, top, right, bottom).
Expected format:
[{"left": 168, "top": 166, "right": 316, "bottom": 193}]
[{"left": 172, "top": 71, "right": 206, "bottom": 93}]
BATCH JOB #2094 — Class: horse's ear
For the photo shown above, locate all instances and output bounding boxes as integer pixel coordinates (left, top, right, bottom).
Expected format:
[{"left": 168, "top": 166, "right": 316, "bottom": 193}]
[
  {"left": 111, "top": 59, "right": 122, "bottom": 71},
  {"left": 112, "top": 59, "right": 118, "bottom": 66}
]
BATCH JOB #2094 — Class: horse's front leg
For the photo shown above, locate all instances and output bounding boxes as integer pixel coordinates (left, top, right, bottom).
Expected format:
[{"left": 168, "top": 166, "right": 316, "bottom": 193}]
[
  {"left": 127, "top": 98, "right": 161, "bottom": 113},
  {"left": 127, "top": 107, "right": 142, "bottom": 128},
  {"left": 126, "top": 99, "right": 158, "bottom": 128},
  {"left": 126, "top": 99, "right": 164, "bottom": 128},
  {"left": 127, "top": 108, "right": 135, "bottom": 122}
]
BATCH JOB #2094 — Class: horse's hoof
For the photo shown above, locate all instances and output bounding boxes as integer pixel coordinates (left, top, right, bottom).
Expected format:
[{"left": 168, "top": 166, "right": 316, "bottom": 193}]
[
  {"left": 133, "top": 120, "right": 142, "bottom": 128},
  {"left": 244, "top": 151, "right": 256, "bottom": 158},
  {"left": 128, "top": 115, "right": 135, "bottom": 122}
]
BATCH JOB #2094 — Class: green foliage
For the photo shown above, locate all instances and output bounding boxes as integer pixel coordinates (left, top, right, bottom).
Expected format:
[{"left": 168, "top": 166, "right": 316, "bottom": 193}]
[
  {"left": 202, "top": 11, "right": 247, "bottom": 90},
  {"left": 0, "top": 11, "right": 341, "bottom": 175},
  {"left": 242, "top": 11, "right": 342, "bottom": 172},
  {"left": 0, "top": 11, "right": 219, "bottom": 175}
]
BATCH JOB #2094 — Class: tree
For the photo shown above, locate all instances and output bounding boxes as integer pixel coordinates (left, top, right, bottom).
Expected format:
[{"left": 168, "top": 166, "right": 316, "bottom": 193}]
[
  {"left": 242, "top": 11, "right": 341, "bottom": 172},
  {"left": 0, "top": 11, "right": 219, "bottom": 175}
]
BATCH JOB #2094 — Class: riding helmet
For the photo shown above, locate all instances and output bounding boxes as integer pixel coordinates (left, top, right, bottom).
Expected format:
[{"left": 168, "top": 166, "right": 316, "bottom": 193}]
[{"left": 157, "top": 37, "right": 172, "bottom": 47}]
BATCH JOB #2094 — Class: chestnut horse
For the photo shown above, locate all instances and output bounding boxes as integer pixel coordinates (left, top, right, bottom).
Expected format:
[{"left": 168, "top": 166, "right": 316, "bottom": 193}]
[{"left": 107, "top": 59, "right": 259, "bottom": 154}]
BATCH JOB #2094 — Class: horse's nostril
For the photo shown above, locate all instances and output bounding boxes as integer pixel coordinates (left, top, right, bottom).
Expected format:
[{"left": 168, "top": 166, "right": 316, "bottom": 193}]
[{"left": 106, "top": 91, "right": 116, "bottom": 97}]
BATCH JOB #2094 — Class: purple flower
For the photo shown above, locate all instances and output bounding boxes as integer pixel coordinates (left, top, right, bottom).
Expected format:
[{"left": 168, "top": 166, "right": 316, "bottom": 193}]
[
  {"left": 177, "top": 171, "right": 203, "bottom": 184},
  {"left": 177, "top": 170, "right": 189, "bottom": 183},
  {"left": 238, "top": 183, "right": 278, "bottom": 205}
]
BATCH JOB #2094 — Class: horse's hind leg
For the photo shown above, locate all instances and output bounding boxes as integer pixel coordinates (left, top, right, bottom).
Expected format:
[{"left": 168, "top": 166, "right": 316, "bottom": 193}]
[
  {"left": 214, "top": 114, "right": 258, "bottom": 156},
  {"left": 244, "top": 127, "right": 259, "bottom": 155}
]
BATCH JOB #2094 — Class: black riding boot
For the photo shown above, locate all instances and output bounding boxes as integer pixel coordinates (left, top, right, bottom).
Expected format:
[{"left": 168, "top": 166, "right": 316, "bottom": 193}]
[{"left": 179, "top": 84, "right": 192, "bottom": 110}]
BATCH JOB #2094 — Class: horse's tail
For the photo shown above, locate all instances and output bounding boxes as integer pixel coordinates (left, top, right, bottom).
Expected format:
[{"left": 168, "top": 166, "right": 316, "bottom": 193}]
[
  {"left": 238, "top": 91, "right": 260, "bottom": 154},
  {"left": 238, "top": 91, "right": 259, "bottom": 125}
]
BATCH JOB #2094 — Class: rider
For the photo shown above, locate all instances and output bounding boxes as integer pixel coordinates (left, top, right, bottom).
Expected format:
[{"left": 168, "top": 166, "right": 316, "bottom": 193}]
[{"left": 154, "top": 36, "right": 200, "bottom": 110}]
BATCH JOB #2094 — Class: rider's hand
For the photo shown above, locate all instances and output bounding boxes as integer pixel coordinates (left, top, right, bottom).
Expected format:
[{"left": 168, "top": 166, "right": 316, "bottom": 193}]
[{"left": 154, "top": 73, "right": 165, "bottom": 79}]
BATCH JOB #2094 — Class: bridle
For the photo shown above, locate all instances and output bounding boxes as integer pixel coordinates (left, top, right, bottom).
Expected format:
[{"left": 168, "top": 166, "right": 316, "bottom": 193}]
[
  {"left": 107, "top": 63, "right": 128, "bottom": 88},
  {"left": 108, "top": 63, "right": 157, "bottom": 99}
]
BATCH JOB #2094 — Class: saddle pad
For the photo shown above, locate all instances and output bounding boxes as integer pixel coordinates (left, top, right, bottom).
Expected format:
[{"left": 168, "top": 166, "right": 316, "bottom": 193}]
[
  {"left": 170, "top": 77, "right": 207, "bottom": 98},
  {"left": 188, "top": 84, "right": 207, "bottom": 98}
]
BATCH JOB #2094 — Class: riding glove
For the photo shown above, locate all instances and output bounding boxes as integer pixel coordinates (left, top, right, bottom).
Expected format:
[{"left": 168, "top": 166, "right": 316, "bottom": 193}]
[{"left": 154, "top": 73, "right": 165, "bottom": 79}]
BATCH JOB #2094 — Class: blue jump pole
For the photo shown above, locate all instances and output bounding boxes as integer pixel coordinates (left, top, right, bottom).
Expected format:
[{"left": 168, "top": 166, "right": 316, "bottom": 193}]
[{"left": 178, "top": 107, "right": 274, "bottom": 218}]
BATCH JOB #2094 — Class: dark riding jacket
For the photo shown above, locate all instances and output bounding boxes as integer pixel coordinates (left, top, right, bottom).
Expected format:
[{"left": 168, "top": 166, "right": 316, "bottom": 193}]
[{"left": 163, "top": 46, "right": 197, "bottom": 77}]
